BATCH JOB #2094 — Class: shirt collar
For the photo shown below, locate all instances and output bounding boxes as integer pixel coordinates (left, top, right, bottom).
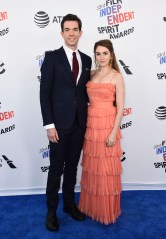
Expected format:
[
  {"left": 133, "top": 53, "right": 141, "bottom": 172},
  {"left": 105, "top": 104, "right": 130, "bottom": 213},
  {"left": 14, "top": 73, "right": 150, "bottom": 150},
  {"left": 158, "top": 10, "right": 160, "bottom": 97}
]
[{"left": 63, "top": 44, "right": 78, "bottom": 55}]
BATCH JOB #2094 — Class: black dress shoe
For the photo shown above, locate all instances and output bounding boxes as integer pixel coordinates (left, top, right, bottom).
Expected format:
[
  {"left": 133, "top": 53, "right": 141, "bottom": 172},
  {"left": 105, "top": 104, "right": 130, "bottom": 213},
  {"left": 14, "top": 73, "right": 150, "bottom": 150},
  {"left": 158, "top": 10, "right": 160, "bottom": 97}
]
[
  {"left": 63, "top": 204, "right": 85, "bottom": 221},
  {"left": 46, "top": 211, "right": 59, "bottom": 231}
]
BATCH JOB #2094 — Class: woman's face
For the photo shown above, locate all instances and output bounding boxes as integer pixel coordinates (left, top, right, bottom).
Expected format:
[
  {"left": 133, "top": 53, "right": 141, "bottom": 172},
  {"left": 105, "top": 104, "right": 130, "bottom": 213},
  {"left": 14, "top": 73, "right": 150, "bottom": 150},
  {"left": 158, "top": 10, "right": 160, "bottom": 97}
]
[{"left": 95, "top": 46, "right": 112, "bottom": 67}]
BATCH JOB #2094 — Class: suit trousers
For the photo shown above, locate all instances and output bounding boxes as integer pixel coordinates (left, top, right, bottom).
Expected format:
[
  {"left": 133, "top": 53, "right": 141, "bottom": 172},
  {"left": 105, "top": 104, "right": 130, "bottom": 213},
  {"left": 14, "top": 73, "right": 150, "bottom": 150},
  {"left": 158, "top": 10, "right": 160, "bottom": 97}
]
[{"left": 46, "top": 115, "right": 85, "bottom": 211}]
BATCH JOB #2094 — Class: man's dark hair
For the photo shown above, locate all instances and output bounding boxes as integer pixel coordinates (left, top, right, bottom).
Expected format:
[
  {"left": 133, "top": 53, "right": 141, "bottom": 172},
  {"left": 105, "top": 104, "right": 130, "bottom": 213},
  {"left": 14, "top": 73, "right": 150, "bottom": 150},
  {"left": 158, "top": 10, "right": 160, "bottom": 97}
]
[{"left": 61, "top": 14, "right": 82, "bottom": 31}]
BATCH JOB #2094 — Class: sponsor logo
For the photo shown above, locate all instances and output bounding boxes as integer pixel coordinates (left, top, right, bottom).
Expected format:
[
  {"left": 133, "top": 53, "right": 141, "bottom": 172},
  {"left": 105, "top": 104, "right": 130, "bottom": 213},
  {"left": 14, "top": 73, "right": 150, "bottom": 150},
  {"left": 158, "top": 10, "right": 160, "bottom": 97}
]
[
  {"left": 157, "top": 73, "right": 166, "bottom": 80},
  {"left": 119, "top": 60, "right": 132, "bottom": 74},
  {"left": 34, "top": 11, "right": 63, "bottom": 28},
  {"left": 36, "top": 54, "right": 44, "bottom": 82},
  {"left": 41, "top": 166, "right": 49, "bottom": 172},
  {"left": 52, "top": 16, "right": 63, "bottom": 23},
  {"left": 36, "top": 54, "right": 44, "bottom": 68},
  {"left": 0, "top": 27, "right": 9, "bottom": 37},
  {"left": 0, "top": 12, "right": 8, "bottom": 21},
  {"left": 121, "top": 151, "right": 126, "bottom": 162},
  {"left": 155, "top": 106, "right": 166, "bottom": 120},
  {"left": 37, "top": 76, "right": 41, "bottom": 82},
  {"left": 34, "top": 11, "right": 50, "bottom": 28},
  {"left": 154, "top": 162, "right": 166, "bottom": 171},
  {"left": 0, "top": 103, "right": 16, "bottom": 135},
  {"left": 157, "top": 51, "right": 166, "bottom": 65},
  {"left": 153, "top": 140, "right": 166, "bottom": 150},
  {"left": 120, "top": 120, "right": 132, "bottom": 130},
  {"left": 0, "top": 61, "right": 5, "bottom": 74},
  {"left": 123, "top": 108, "right": 132, "bottom": 116},
  {"left": 0, "top": 124, "right": 15, "bottom": 135},
  {"left": 97, "top": 0, "right": 134, "bottom": 39},
  {"left": 39, "top": 145, "right": 50, "bottom": 159},
  {"left": 1, "top": 155, "right": 17, "bottom": 169},
  {"left": 153, "top": 140, "right": 166, "bottom": 173},
  {"left": 39, "top": 145, "right": 50, "bottom": 172},
  {"left": 0, "top": 111, "right": 15, "bottom": 121}
]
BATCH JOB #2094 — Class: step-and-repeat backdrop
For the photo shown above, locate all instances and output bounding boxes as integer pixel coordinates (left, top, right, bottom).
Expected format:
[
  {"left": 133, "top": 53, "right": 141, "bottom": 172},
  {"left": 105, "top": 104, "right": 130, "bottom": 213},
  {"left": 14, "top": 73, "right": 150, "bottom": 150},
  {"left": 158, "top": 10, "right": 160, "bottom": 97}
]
[{"left": 0, "top": 0, "right": 166, "bottom": 195}]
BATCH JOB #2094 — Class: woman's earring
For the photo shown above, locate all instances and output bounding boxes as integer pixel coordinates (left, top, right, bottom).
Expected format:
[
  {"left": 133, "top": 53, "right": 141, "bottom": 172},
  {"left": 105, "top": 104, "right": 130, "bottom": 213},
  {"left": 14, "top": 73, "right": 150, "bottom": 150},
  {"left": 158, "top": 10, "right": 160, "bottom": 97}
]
[{"left": 95, "top": 61, "right": 99, "bottom": 69}]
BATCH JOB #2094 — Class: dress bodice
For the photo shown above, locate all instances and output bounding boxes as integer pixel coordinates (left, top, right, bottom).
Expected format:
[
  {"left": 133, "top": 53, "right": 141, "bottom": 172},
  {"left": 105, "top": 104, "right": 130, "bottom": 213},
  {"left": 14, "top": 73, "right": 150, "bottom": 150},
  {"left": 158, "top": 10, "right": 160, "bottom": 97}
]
[{"left": 87, "top": 81, "right": 116, "bottom": 109}]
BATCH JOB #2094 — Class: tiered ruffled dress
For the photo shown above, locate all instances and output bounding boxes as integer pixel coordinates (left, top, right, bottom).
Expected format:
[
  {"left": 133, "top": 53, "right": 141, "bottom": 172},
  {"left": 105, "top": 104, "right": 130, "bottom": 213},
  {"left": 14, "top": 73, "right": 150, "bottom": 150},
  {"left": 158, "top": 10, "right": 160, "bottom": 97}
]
[{"left": 79, "top": 81, "right": 122, "bottom": 225}]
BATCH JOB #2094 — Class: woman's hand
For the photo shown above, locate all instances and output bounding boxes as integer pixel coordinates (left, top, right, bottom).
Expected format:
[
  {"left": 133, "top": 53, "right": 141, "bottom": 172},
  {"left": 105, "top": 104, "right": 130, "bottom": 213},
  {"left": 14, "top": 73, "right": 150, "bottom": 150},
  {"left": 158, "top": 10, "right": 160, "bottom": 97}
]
[{"left": 106, "top": 132, "right": 116, "bottom": 147}]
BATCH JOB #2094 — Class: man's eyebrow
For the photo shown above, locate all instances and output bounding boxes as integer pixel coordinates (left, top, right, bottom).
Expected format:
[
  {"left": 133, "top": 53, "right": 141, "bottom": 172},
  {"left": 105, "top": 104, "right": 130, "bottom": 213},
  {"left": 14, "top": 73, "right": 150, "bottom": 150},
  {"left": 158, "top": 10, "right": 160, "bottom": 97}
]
[{"left": 64, "top": 27, "right": 79, "bottom": 30}]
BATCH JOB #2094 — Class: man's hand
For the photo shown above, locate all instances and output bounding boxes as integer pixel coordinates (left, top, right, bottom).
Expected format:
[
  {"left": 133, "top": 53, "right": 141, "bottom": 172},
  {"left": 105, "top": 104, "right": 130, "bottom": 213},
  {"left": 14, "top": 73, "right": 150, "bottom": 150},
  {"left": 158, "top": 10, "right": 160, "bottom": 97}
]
[{"left": 47, "top": 128, "right": 59, "bottom": 143}]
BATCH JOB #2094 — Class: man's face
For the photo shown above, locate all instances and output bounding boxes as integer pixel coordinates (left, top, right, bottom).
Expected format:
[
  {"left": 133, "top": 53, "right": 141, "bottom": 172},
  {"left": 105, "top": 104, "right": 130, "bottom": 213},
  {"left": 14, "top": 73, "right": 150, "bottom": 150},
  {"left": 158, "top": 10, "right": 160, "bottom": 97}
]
[{"left": 61, "top": 21, "right": 82, "bottom": 49}]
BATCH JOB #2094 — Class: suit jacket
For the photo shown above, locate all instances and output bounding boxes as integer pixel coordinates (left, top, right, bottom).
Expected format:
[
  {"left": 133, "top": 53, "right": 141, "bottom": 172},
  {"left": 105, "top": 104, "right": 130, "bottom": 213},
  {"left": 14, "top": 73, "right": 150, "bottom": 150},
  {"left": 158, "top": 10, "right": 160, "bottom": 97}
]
[{"left": 40, "top": 47, "right": 92, "bottom": 129}]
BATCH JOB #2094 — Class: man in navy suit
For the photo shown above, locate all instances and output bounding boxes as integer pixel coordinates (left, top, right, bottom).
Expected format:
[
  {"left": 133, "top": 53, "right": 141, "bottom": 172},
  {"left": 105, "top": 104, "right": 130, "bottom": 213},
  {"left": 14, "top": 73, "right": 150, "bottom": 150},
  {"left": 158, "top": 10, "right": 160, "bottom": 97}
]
[{"left": 40, "top": 14, "right": 92, "bottom": 231}]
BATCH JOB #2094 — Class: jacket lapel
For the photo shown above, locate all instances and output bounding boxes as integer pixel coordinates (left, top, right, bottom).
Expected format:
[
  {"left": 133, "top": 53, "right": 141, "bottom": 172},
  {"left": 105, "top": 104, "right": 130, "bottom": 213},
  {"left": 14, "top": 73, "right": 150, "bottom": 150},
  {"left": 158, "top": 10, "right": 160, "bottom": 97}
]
[
  {"left": 77, "top": 51, "right": 88, "bottom": 86},
  {"left": 57, "top": 47, "right": 74, "bottom": 81}
]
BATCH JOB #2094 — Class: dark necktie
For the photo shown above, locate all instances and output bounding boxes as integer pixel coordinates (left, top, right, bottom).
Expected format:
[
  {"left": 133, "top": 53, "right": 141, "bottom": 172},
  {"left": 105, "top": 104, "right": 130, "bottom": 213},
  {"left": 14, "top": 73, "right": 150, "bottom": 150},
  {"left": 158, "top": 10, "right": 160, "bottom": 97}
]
[{"left": 72, "top": 52, "right": 79, "bottom": 83}]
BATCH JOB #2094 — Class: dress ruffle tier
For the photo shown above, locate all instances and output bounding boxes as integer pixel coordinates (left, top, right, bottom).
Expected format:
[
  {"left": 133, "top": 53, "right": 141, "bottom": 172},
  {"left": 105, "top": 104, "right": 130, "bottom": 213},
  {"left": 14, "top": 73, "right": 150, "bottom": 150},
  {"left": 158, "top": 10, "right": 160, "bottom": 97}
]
[{"left": 79, "top": 82, "right": 123, "bottom": 225}]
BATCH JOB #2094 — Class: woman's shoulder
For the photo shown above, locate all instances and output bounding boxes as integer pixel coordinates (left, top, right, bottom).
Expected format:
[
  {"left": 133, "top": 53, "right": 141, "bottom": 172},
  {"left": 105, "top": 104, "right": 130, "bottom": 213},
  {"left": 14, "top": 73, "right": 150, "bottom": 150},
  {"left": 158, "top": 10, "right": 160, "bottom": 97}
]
[
  {"left": 110, "top": 70, "right": 124, "bottom": 86},
  {"left": 112, "top": 70, "right": 124, "bottom": 80}
]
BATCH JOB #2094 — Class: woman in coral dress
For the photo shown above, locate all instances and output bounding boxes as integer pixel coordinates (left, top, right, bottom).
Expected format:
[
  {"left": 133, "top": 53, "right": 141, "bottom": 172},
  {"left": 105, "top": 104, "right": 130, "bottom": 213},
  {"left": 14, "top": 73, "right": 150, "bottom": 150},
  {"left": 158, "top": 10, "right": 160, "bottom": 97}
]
[{"left": 78, "top": 39, "right": 125, "bottom": 225}]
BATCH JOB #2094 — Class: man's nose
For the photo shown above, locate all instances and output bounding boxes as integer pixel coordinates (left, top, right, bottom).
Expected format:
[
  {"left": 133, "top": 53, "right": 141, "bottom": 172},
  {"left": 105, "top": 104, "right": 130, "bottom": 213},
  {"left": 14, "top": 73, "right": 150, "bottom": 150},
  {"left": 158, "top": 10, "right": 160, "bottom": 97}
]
[{"left": 69, "top": 30, "right": 74, "bottom": 35}]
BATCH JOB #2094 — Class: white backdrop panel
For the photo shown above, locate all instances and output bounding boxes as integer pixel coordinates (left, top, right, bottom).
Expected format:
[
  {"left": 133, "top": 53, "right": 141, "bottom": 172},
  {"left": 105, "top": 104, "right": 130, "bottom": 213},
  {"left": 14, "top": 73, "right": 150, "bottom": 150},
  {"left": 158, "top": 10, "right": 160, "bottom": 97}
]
[{"left": 0, "top": 0, "right": 166, "bottom": 195}]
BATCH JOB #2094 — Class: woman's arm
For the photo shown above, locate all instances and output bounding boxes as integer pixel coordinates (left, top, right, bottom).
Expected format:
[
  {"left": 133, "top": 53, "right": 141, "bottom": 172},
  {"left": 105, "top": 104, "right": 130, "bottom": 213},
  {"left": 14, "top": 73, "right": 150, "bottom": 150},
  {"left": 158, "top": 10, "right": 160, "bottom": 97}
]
[{"left": 106, "top": 73, "right": 125, "bottom": 147}]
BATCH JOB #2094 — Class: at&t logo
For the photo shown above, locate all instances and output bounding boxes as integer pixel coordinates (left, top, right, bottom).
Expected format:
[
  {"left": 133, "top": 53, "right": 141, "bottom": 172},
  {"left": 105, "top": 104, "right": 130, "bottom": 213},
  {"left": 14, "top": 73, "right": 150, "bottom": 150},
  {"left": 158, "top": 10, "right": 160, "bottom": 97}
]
[
  {"left": 155, "top": 106, "right": 166, "bottom": 120},
  {"left": 34, "top": 11, "right": 50, "bottom": 28}
]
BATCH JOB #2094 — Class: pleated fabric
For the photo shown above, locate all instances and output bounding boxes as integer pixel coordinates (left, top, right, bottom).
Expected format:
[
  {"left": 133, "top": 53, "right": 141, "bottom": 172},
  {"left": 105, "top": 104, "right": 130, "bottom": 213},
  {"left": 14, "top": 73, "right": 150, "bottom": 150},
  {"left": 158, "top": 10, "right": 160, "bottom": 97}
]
[{"left": 79, "top": 81, "right": 122, "bottom": 225}]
